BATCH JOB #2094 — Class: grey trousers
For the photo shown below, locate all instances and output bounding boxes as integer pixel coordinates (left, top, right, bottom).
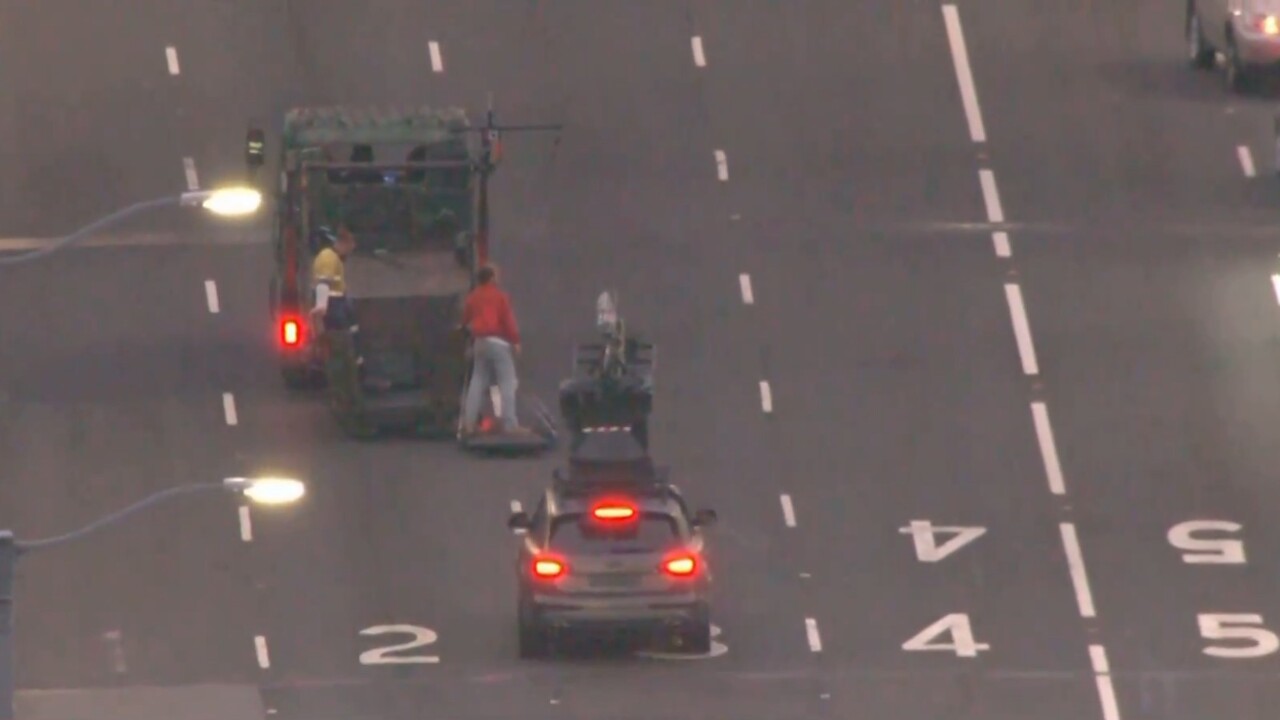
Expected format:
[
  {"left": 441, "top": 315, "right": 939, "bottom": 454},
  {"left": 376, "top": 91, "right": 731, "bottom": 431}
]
[{"left": 463, "top": 337, "right": 519, "bottom": 432}]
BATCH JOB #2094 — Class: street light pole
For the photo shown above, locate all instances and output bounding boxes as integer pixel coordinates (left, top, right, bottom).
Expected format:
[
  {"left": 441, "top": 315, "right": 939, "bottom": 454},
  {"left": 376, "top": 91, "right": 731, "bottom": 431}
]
[
  {"left": 0, "top": 187, "right": 264, "bottom": 267},
  {"left": 0, "top": 477, "right": 303, "bottom": 719}
]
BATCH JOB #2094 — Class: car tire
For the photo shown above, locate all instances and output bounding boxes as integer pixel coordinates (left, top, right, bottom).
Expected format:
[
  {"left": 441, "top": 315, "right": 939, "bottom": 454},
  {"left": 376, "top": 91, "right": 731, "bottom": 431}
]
[
  {"left": 1186, "top": 4, "right": 1215, "bottom": 69},
  {"left": 1225, "top": 36, "right": 1252, "bottom": 94},
  {"left": 683, "top": 621, "right": 712, "bottom": 654},
  {"left": 681, "top": 603, "right": 712, "bottom": 654},
  {"left": 518, "top": 607, "right": 548, "bottom": 659}
]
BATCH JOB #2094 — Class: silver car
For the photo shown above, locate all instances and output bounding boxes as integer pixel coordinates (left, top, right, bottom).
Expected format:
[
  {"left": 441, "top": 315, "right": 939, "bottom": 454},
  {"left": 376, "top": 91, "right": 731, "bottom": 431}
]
[{"left": 1188, "top": 0, "right": 1280, "bottom": 91}]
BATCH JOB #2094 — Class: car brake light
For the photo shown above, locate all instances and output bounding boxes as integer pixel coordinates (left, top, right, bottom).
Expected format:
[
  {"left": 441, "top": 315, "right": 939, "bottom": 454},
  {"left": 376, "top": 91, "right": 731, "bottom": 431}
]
[
  {"left": 663, "top": 553, "right": 698, "bottom": 577},
  {"left": 281, "top": 318, "right": 302, "bottom": 346},
  {"left": 591, "top": 502, "right": 637, "bottom": 521},
  {"left": 1252, "top": 14, "right": 1280, "bottom": 34},
  {"left": 532, "top": 557, "right": 566, "bottom": 579}
]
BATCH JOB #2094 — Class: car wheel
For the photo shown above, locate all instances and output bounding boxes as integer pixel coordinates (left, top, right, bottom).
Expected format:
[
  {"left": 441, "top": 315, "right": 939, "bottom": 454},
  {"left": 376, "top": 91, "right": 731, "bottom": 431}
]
[
  {"left": 683, "top": 621, "right": 712, "bottom": 654},
  {"left": 1187, "top": 5, "right": 1215, "bottom": 69},
  {"left": 518, "top": 606, "right": 548, "bottom": 659},
  {"left": 1226, "top": 37, "right": 1252, "bottom": 93}
]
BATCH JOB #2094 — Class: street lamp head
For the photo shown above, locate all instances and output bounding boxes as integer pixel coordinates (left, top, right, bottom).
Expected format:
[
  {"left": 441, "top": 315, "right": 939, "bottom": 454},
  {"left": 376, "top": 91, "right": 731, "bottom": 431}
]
[
  {"left": 200, "top": 187, "right": 263, "bottom": 216},
  {"left": 223, "top": 476, "right": 306, "bottom": 505}
]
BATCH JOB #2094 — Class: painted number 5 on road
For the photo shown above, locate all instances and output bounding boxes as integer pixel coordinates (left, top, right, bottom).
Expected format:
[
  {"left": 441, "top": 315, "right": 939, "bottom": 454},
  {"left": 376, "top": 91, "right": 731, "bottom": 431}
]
[
  {"left": 1198, "top": 614, "right": 1280, "bottom": 659},
  {"left": 358, "top": 624, "right": 441, "bottom": 665}
]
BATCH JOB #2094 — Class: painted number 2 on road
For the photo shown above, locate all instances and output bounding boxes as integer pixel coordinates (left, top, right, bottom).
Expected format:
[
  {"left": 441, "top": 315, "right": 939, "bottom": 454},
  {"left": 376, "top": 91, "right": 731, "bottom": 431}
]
[{"left": 359, "top": 625, "right": 440, "bottom": 665}]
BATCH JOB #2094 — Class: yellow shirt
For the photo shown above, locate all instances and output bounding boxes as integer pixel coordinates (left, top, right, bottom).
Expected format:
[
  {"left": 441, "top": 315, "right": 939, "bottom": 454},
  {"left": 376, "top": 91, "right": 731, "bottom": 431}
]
[{"left": 311, "top": 247, "right": 346, "bottom": 295}]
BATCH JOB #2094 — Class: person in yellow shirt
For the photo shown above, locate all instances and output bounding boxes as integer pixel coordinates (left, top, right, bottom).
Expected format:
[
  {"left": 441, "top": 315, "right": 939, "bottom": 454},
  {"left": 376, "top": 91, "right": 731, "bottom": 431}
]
[{"left": 311, "top": 225, "right": 356, "bottom": 325}]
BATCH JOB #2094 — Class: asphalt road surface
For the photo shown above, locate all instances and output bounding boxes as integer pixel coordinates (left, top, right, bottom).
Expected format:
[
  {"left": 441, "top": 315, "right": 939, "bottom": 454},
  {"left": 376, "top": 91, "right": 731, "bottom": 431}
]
[{"left": 3, "top": 1, "right": 1280, "bottom": 719}]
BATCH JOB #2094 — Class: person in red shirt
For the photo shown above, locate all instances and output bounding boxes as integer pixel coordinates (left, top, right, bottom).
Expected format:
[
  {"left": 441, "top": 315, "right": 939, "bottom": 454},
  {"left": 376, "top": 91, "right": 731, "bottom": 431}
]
[{"left": 461, "top": 264, "right": 525, "bottom": 434}]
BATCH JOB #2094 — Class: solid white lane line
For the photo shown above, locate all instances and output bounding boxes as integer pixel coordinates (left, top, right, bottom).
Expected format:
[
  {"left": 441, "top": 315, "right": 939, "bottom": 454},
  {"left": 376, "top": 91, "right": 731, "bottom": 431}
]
[
  {"left": 1003, "top": 284, "right": 1039, "bottom": 375},
  {"left": 992, "top": 231, "right": 1011, "bottom": 258},
  {"left": 238, "top": 506, "right": 253, "bottom": 542},
  {"left": 254, "top": 636, "right": 271, "bottom": 669},
  {"left": 1030, "top": 402, "right": 1066, "bottom": 495},
  {"left": 1059, "top": 523, "right": 1097, "bottom": 619},
  {"left": 204, "top": 280, "right": 220, "bottom": 314},
  {"left": 779, "top": 494, "right": 796, "bottom": 527},
  {"left": 759, "top": 381, "right": 773, "bottom": 413},
  {"left": 805, "top": 618, "right": 823, "bottom": 652},
  {"left": 429, "top": 41, "right": 444, "bottom": 72},
  {"left": 978, "top": 169, "right": 1004, "bottom": 223},
  {"left": 692, "top": 36, "right": 707, "bottom": 67},
  {"left": 1089, "top": 645, "right": 1122, "bottom": 720},
  {"left": 222, "top": 392, "right": 239, "bottom": 426},
  {"left": 1270, "top": 274, "right": 1280, "bottom": 305},
  {"left": 165, "top": 46, "right": 181, "bottom": 75},
  {"left": 940, "top": 5, "right": 986, "bottom": 143},
  {"left": 714, "top": 150, "right": 729, "bottom": 181},
  {"left": 739, "top": 273, "right": 755, "bottom": 305},
  {"left": 1238, "top": 146, "right": 1256, "bottom": 178},
  {"left": 183, "top": 157, "right": 199, "bottom": 191}
]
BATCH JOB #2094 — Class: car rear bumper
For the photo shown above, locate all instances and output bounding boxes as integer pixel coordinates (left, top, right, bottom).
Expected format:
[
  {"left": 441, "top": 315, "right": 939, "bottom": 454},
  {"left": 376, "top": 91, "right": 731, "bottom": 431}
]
[
  {"left": 529, "top": 593, "right": 707, "bottom": 630},
  {"left": 1238, "top": 35, "right": 1280, "bottom": 65}
]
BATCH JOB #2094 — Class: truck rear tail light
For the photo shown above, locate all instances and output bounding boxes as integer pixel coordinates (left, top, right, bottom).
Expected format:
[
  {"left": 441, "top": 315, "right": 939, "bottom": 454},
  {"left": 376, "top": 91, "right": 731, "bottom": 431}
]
[{"left": 281, "top": 317, "right": 302, "bottom": 347}]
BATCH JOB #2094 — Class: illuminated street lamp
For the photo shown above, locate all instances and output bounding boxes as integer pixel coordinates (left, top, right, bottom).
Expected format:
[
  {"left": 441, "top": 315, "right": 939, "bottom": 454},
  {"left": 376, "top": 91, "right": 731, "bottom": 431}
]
[
  {"left": 0, "top": 475, "right": 303, "bottom": 718},
  {"left": 0, "top": 186, "right": 264, "bottom": 266}
]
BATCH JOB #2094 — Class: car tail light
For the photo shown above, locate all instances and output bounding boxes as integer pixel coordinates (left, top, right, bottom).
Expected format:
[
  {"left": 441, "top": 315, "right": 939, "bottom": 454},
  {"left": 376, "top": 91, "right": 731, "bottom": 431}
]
[
  {"left": 281, "top": 317, "right": 302, "bottom": 347},
  {"left": 1250, "top": 14, "right": 1280, "bottom": 34},
  {"left": 532, "top": 556, "right": 566, "bottom": 579},
  {"left": 590, "top": 501, "right": 637, "bottom": 521},
  {"left": 662, "top": 552, "right": 698, "bottom": 577}
]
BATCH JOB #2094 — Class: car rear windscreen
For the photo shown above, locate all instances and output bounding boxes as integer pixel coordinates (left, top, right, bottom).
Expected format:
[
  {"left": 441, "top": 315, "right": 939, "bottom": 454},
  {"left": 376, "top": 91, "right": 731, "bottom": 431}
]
[{"left": 549, "top": 512, "right": 678, "bottom": 554}]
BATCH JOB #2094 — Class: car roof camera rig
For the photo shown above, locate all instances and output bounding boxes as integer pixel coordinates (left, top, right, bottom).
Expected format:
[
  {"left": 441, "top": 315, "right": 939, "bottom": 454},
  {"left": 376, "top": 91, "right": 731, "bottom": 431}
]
[{"left": 558, "top": 291, "right": 657, "bottom": 450}]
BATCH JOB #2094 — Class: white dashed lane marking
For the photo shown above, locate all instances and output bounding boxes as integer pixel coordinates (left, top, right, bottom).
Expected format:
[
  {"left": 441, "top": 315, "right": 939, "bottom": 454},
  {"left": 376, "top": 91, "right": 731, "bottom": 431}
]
[
  {"left": 691, "top": 36, "right": 707, "bottom": 67},
  {"left": 222, "top": 392, "right": 239, "bottom": 426},
  {"left": 1270, "top": 274, "right": 1280, "bottom": 305},
  {"left": 254, "top": 636, "right": 271, "bottom": 669},
  {"left": 759, "top": 381, "right": 773, "bottom": 413},
  {"left": 1089, "top": 645, "right": 1121, "bottom": 720},
  {"left": 1059, "top": 522, "right": 1097, "bottom": 619},
  {"left": 165, "top": 46, "right": 180, "bottom": 75},
  {"left": 1238, "top": 145, "right": 1256, "bottom": 178},
  {"left": 1003, "top": 283, "right": 1039, "bottom": 375},
  {"left": 204, "top": 280, "right": 220, "bottom": 314},
  {"left": 739, "top": 273, "right": 754, "bottom": 305},
  {"left": 940, "top": 5, "right": 986, "bottom": 143},
  {"left": 183, "top": 157, "right": 199, "bottom": 191},
  {"left": 978, "top": 169, "right": 1004, "bottom": 223},
  {"left": 714, "top": 150, "right": 729, "bottom": 181},
  {"left": 238, "top": 506, "right": 253, "bottom": 542},
  {"left": 779, "top": 494, "right": 796, "bottom": 527},
  {"left": 992, "top": 231, "right": 1011, "bottom": 258},
  {"left": 804, "top": 618, "right": 823, "bottom": 652},
  {"left": 429, "top": 41, "right": 444, "bottom": 72},
  {"left": 1030, "top": 402, "right": 1066, "bottom": 495}
]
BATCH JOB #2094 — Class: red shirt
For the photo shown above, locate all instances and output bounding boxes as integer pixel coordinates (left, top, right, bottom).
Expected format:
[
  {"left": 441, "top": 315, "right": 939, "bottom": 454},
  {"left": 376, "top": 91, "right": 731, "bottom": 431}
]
[{"left": 463, "top": 283, "right": 520, "bottom": 344}]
